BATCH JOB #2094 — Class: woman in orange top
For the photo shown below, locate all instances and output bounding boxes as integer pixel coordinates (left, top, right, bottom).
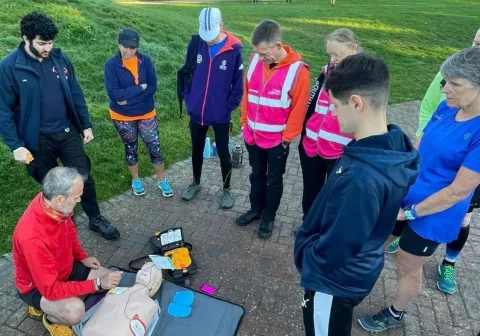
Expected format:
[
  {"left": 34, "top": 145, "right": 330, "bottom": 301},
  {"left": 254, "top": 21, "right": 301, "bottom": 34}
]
[{"left": 104, "top": 28, "right": 173, "bottom": 197}]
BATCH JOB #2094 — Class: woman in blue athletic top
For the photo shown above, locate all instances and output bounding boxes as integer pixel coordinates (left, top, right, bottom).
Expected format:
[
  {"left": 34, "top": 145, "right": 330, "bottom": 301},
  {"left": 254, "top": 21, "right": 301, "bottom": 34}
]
[{"left": 360, "top": 46, "right": 480, "bottom": 333}]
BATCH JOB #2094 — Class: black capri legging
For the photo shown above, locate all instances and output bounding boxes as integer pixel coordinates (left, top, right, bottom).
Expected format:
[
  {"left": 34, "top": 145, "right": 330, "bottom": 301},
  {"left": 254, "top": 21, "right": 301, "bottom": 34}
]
[{"left": 112, "top": 116, "right": 164, "bottom": 166}]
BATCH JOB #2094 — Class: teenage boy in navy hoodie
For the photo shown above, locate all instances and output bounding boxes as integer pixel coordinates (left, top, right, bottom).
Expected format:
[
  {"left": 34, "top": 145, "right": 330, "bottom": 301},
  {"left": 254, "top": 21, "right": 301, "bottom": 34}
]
[
  {"left": 294, "top": 54, "right": 420, "bottom": 336},
  {"left": 181, "top": 7, "right": 243, "bottom": 209}
]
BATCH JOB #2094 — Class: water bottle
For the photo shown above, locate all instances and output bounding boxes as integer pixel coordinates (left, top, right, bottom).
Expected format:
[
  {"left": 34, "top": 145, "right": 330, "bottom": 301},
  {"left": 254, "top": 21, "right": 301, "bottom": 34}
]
[
  {"left": 212, "top": 142, "right": 218, "bottom": 157},
  {"left": 228, "top": 138, "right": 232, "bottom": 153},
  {"left": 204, "top": 137, "right": 211, "bottom": 159}
]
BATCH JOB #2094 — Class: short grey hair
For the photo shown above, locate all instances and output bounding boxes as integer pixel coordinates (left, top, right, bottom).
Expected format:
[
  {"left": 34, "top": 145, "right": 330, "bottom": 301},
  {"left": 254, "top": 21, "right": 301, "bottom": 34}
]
[
  {"left": 251, "top": 20, "right": 282, "bottom": 46},
  {"left": 42, "top": 167, "right": 84, "bottom": 201},
  {"left": 441, "top": 46, "right": 480, "bottom": 88}
]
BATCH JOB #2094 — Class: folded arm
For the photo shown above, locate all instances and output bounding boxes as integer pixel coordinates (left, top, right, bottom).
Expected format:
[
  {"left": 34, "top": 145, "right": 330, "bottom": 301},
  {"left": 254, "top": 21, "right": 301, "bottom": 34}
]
[{"left": 104, "top": 62, "right": 144, "bottom": 102}]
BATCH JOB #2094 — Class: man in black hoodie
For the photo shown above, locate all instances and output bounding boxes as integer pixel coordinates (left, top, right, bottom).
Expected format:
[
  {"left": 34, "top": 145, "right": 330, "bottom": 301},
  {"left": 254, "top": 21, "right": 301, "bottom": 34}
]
[{"left": 294, "top": 54, "right": 420, "bottom": 336}]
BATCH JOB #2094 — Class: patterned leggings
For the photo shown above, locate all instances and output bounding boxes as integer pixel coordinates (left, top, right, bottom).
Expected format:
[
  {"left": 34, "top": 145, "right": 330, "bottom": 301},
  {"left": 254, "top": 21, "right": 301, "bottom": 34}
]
[{"left": 112, "top": 117, "right": 164, "bottom": 166}]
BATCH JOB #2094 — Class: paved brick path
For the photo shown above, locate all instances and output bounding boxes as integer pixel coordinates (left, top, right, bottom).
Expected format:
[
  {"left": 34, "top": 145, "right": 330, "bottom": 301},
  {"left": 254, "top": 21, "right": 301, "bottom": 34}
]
[{"left": 1, "top": 101, "right": 479, "bottom": 336}]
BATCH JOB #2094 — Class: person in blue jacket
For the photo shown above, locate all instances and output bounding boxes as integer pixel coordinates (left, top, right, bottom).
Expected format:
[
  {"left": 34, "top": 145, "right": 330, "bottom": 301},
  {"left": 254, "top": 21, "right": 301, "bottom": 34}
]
[
  {"left": 294, "top": 54, "right": 420, "bottom": 336},
  {"left": 104, "top": 28, "right": 173, "bottom": 197},
  {"left": 181, "top": 7, "right": 243, "bottom": 209},
  {"left": 0, "top": 12, "right": 119, "bottom": 240}
]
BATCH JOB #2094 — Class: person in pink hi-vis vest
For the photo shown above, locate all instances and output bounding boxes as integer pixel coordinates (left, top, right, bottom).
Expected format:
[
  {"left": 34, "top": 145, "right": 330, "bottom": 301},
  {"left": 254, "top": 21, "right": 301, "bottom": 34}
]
[
  {"left": 299, "top": 28, "right": 360, "bottom": 218},
  {"left": 236, "top": 20, "right": 310, "bottom": 239}
]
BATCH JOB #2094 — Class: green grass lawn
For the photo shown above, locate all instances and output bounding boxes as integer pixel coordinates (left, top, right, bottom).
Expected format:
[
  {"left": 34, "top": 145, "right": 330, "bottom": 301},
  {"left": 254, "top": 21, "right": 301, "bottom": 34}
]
[{"left": 0, "top": 0, "right": 478, "bottom": 254}]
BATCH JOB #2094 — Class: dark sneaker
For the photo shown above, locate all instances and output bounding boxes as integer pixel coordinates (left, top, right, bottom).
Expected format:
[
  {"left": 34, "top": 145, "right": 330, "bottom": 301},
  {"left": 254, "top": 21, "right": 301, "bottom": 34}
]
[
  {"left": 258, "top": 220, "right": 274, "bottom": 239},
  {"left": 235, "top": 210, "right": 262, "bottom": 226},
  {"left": 220, "top": 189, "right": 234, "bottom": 209},
  {"left": 89, "top": 215, "right": 120, "bottom": 240},
  {"left": 181, "top": 181, "right": 201, "bottom": 201},
  {"left": 358, "top": 308, "right": 404, "bottom": 333}
]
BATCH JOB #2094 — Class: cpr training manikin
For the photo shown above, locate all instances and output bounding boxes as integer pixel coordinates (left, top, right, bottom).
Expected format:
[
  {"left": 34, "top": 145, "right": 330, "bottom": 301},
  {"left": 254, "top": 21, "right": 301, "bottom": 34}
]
[{"left": 83, "top": 262, "right": 163, "bottom": 336}]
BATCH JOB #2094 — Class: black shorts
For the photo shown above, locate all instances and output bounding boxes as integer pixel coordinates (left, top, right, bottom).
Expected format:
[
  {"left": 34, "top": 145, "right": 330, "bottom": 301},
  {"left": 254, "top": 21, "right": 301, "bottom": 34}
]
[
  {"left": 17, "top": 261, "right": 91, "bottom": 310},
  {"left": 468, "top": 186, "right": 480, "bottom": 213},
  {"left": 392, "top": 221, "right": 440, "bottom": 257}
]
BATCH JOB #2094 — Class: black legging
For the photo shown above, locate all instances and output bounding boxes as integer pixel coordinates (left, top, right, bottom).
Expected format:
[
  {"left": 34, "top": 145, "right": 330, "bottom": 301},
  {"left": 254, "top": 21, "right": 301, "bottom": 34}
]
[
  {"left": 189, "top": 119, "right": 232, "bottom": 189},
  {"left": 299, "top": 140, "right": 337, "bottom": 218}
]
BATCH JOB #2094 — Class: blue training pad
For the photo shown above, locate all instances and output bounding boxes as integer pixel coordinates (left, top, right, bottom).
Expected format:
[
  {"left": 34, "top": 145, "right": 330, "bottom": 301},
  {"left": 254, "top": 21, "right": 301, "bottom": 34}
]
[
  {"left": 168, "top": 302, "right": 192, "bottom": 318},
  {"left": 172, "top": 290, "right": 195, "bottom": 306}
]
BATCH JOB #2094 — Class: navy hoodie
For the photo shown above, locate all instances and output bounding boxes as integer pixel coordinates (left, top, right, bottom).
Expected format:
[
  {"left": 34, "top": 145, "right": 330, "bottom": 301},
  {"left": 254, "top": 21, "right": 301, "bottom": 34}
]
[{"left": 294, "top": 125, "right": 420, "bottom": 299}]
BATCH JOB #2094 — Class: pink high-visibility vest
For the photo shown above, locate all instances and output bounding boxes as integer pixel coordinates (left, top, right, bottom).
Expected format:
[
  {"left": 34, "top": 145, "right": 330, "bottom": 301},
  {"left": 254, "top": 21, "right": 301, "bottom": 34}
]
[
  {"left": 302, "top": 65, "right": 353, "bottom": 158},
  {"left": 243, "top": 53, "right": 305, "bottom": 149}
]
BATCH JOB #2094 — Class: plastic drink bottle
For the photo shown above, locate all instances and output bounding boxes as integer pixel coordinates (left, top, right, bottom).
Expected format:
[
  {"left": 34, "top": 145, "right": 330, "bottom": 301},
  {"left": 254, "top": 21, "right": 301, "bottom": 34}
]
[{"left": 204, "top": 137, "right": 211, "bottom": 159}]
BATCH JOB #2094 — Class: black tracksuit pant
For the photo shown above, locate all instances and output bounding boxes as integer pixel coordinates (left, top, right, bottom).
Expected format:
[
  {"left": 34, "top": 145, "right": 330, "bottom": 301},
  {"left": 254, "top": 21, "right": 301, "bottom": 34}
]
[
  {"left": 245, "top": 142, "right": 289, "bottom": 222},
  {"left": 26, "top": 129, "right": 100, "bottom": 219}
]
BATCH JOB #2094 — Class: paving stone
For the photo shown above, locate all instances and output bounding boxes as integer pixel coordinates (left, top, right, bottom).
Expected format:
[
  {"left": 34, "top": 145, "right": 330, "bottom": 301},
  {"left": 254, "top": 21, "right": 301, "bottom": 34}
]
[
  {"left": 5, "top": 305, "right": 27, "bottom": 329},
  {"left": 418, "top": 305, "right": 438, "bottom": 333},
  {"left": 16, "top": 317, "right": 45, "bottom": 335},
  {"left": 0, "top": 325, "right": 27, "bottom": 336},
  {"left": 1, "top": 101, "right": 479, "bottom": 335}
]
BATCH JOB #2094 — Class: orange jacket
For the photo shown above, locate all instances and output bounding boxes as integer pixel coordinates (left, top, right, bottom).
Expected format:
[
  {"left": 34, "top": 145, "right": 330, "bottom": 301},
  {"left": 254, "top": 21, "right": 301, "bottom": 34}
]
[{"left": 241, "top": 45, "right": 310, "bottom": 142}]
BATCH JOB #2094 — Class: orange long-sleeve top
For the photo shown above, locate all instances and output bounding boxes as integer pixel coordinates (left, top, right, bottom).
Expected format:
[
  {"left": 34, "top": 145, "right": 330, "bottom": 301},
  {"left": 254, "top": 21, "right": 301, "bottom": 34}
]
[{"left": 240, "top": 45, "right": 311, "bottom": 142}]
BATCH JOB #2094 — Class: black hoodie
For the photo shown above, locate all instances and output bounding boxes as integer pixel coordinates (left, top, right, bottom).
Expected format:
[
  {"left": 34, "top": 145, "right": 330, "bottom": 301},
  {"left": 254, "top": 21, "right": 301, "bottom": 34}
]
[{"left": 294, "top": 125, "right": 420, "bottom": 299}]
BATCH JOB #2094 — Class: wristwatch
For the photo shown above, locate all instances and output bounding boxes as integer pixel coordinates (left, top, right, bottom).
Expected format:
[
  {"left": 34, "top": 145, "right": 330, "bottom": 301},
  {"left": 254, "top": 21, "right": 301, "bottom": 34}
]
[
  {"left": 404, "top": 205, "right": 419, "bottom": 220},
  {"left": 95, "top": 278, "right": 103, "bottom": 291}
]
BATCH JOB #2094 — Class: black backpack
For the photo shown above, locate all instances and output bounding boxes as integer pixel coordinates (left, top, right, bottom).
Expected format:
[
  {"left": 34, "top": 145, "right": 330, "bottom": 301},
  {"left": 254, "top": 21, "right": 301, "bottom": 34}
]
[{"left": 177, "top": 35, "right": 201, "bottom": 118}]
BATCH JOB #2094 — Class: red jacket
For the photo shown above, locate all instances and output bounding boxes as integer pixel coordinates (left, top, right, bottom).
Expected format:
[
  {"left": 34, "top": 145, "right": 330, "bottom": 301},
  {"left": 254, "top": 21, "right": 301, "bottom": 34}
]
[{"left": 13, "top": 193, "right": 96, "bottom": 301}]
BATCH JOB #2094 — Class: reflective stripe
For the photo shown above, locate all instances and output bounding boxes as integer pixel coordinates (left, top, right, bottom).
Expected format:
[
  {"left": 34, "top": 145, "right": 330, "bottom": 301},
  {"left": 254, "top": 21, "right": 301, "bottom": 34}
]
[
  {"left": 247, "top": 54, "right": 260, "bottom": 81},
  {"left": 305, "top": 129, "right": 318, "bottom": 140},
  {"left": 314, "top": 104, "right": 328, "bottom": 115},
  {"left": 281, "top": 61, "right": 303, "bottom": 105},
  {"left": 248, "top": 94, "right": 288, "bottom": 108},
  {"left": 247, "top": 118, "right": 286, "bottom": 132},
  {"left": 318, "top": 130, "right": 351, "bottom": 145}
]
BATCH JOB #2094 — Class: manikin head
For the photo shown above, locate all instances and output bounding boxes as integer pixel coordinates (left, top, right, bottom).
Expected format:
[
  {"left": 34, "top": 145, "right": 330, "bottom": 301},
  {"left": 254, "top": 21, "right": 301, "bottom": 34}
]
[{"left": 136, "top": 262, "right": 163, "bottom": 297}]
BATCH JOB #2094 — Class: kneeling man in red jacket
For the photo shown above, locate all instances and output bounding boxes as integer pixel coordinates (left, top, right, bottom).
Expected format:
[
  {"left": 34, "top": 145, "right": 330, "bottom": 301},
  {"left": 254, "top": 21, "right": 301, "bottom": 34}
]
[{"left": 13, "top": 167, "right": 123, "bottom": 335}]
